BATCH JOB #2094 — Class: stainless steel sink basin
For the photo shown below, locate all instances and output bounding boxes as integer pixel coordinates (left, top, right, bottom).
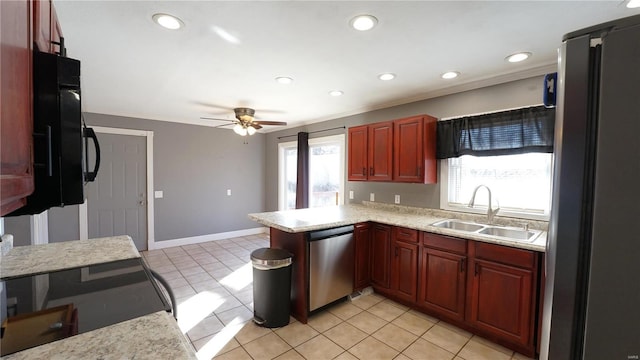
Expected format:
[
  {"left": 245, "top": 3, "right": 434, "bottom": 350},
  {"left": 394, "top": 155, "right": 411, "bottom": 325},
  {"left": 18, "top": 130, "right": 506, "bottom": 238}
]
[
  {"left": 431, "top": 220, "right": 485, "bottom": 232},
  {"left": 478, "top": 226, "right": 539, "bottom": 241}
]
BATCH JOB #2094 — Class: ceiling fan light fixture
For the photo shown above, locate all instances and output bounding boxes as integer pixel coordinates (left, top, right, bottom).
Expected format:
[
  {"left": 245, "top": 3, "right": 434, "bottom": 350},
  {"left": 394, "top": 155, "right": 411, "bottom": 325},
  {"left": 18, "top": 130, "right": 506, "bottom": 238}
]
[
  {"left": 233, "top": 124, "right": 247, "bottom": 136},
  {"left": 350, "top": 15, "right": 378, "bottom": 31},
  {"left": 152, "top": 13, "right": 184, "bottom": 30},
  {"left": 506, "top": 52, "right": 532, "bottom": 63},
  {"left": 627, "top": 0, "right": 640, "bottom": 8},
  {"left": 247, "top": 126, "right": 257, "bottom": 135}
]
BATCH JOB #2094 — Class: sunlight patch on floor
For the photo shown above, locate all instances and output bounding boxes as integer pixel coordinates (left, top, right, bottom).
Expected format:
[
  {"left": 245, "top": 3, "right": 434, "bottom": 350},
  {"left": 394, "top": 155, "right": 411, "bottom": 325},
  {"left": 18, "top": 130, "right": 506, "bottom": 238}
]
[
  {"left": 219, "top": 262, "right": 253, "bottom": 292},
  {"left": 177, "top": 291, "right": 226, "bottom": 333},
  {"left": 195, "top": 322, "right": 244, "bottom": 360}
]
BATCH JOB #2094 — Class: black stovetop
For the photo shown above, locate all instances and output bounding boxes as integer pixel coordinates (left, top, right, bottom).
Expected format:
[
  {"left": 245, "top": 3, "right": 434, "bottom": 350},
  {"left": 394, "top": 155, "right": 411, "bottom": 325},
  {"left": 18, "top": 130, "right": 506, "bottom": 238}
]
[{"left": 1, "top": 258, "right": 170, "bottom": 355}]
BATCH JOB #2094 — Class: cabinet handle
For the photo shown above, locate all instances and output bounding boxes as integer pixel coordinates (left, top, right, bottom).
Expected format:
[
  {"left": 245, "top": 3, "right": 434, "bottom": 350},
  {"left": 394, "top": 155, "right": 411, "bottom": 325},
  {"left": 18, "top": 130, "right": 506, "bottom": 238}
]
[
  {"left": 395, "top": 247, "right": 398, "bottom": 257},
  {"left": 362, "top": 167, "right": 366, "bottom": 176},
  {"left": 417, "top": 166, "right": 421, "bottom": 176},
  {"left": 370, "top": 167, "right": 374, "bottom": 176},
  {"left": 460, "top": 259, "right": 466, "bottom": 273},
  {"left": 474, "top": 263, "right": 479, "bottom": 276}
]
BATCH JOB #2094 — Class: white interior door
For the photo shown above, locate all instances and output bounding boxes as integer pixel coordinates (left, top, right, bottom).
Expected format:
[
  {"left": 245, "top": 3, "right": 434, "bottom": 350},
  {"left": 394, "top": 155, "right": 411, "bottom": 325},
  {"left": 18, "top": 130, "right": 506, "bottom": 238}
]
[{"left": 85, "top": 133, "right": 147, "bottom": 250}]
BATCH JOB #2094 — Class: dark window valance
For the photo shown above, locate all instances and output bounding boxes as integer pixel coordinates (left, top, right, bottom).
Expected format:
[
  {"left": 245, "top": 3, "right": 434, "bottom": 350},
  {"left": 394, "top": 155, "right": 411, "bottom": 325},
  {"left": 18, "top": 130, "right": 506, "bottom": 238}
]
[{"left": 436, "top": 105, "right": 555, "bottom": 159}]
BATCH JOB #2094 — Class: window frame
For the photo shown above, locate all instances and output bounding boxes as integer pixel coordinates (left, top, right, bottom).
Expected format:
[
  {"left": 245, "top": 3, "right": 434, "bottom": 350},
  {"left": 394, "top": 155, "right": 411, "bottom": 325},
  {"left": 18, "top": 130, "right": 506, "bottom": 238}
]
[
  {"left": 277, "top": 134, "right": 346, "bottom": 211},
  {"left": 439, "top": 156, "right": 552, "bottom": 221}
]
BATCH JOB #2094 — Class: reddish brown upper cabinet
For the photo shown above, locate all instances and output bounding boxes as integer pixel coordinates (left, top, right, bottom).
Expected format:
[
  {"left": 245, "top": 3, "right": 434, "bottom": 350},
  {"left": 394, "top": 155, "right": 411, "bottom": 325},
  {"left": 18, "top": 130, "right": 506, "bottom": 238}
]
[
  {"left": 370, "top": 223, "right": 392, "bottom": 289},
  {"left": 467, "top": 242, "right": 539, "bottom": 357},
  {"left": 367, "top": 122, "right": 393, "bottom": 181},
  {"left": 1, "top": 0, "right": 35, "bottom": 216},
  {"left": 418, "top": 233, "right": 467, "bottom": 323},
  {"left": 348, "top": 125, "right": 368, "bottom": 181},
  {"left": 390, "top": 227, "right": 418, "bottom": 303},
  {"left": 354, "top": 223, "right": 371, "bottom": 291},
  {"left": 348, "top": 114, "right": 437, "bottom": 183}
]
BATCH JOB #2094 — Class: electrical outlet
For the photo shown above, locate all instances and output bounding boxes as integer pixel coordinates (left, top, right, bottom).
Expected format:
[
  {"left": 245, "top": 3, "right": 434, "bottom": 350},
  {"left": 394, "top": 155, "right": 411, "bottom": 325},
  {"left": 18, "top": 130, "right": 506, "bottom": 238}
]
[
  {"left": 395, "top": 195, "right": 400, "bottom": 204},
  {"left": 227, "top": 189, "right": 231, "bottom": 196},
  {"left": 349, "top": 190, "right": 354, "bottom": 200},
  {"left": 370, "top": 193, "right": 375, "bottom": 202}
]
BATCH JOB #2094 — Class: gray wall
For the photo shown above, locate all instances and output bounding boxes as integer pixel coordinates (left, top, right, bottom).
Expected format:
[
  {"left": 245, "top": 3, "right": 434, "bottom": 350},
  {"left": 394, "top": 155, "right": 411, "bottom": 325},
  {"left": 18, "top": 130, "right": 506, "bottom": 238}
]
[{"left": 265, "top": 75, "right": 545, "bottom": 211}]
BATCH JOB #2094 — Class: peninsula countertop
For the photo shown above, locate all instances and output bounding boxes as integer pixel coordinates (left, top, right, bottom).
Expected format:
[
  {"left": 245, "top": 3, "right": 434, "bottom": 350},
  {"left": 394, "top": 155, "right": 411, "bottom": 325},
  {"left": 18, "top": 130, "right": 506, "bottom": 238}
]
[
  {"left": 249, "top": 203, "right": 547, "bottom": 252},
  {"left": 0, "top": 236, "right": 197, "bottom": 359}
]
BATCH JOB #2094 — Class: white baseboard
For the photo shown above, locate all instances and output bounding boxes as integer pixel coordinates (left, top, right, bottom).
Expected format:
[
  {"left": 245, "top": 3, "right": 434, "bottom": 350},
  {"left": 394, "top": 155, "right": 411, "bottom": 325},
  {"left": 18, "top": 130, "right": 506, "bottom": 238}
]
[{"left": 149, "top": 227, "right": 268, "bottom": 250}]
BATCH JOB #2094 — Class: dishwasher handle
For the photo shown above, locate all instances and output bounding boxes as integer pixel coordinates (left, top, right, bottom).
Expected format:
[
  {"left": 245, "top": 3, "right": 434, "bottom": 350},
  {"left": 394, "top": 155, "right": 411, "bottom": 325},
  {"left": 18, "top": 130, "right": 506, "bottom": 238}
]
[{"left": 308, "top": 225, "right": 354, "bottom": 241}]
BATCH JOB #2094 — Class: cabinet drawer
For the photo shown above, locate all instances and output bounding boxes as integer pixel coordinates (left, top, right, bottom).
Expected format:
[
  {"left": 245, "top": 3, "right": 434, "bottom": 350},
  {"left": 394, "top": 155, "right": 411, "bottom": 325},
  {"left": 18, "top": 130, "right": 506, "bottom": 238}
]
[
  {"left": 394, "top": 227, "right": 418, "bottom": 243},
  {"left": 474, "top": 242, "right": 535, "bottom": 269},
  {"left": 422, "top": 232, "right": 467, "bottom": 254}
]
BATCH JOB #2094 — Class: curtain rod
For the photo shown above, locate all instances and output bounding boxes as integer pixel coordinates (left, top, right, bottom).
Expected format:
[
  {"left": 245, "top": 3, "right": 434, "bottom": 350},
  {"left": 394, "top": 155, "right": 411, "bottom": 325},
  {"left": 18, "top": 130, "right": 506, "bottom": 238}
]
[{"left": 277, "top": 126, "right": 346, "bottom": 140}]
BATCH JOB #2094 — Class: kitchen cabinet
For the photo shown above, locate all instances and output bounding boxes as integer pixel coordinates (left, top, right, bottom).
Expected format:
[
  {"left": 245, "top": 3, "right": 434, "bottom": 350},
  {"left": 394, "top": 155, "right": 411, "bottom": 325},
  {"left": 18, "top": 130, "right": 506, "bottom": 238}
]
[
  {"left": 347, "top": 125, "right": 368, "bottom": 181},
  {"left": 393, "top": 115, "right": 437, "bottom": 183},
  {"left": 354, "top": 223, "right": 371, "bottom": 290},
  {"left": 418, "top": 233, "right": 467, "bottom": 323},
  {"left": 370, "top": 223, "right": 392, "bottom": 289},
  {"left": 390, "top": 227, "right": 418, "bottom": 303},
  {"left": 1, "top": 0, "right": 35, "bottom": 216},
  {"left": 467, "top": 241, "right": 538, "bottom": 355},
  {"left": 347, "top": 115, "right": 436, "bottom": 183}
]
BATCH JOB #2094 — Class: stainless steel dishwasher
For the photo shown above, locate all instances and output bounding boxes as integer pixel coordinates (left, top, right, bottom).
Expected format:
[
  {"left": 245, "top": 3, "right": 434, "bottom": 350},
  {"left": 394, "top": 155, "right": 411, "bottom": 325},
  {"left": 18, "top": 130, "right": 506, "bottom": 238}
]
[{"left": 308, "top": 225, "right": 354, "bottom": 312}]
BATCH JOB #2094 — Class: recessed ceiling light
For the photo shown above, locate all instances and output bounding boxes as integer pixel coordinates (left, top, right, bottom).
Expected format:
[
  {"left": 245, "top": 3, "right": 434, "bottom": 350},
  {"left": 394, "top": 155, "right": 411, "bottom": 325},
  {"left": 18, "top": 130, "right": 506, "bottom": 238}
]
[
  {"left": 441, "top": 71, "right": 459, "bottom": 79},
  {"left": 329, "top": 90, "right": 344, "bottom": 97},
  {"left": 152, "top": 13, "right": 184, "bottom": 30},
  {"left": 350, "top": 15, "right": 378, "bottom": 31},
  {"left": 627, "top": 0, "right": 640, "bottom": 8},
  {"left": 506, "top": 52, "right": 532, "bottom": 63},
  {"left": 378, "top": 73, "right": 396, "bottom": 81},
  {"left": 275, "top": 77, "right": 293, "bottom": 84}
]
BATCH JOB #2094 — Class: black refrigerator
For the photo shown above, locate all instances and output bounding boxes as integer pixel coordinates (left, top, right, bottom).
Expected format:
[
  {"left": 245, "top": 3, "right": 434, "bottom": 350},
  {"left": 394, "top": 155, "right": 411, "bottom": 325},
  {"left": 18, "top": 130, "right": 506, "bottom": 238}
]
[{"left": 540, "top": 15, "right": 640, "bottom": 360}]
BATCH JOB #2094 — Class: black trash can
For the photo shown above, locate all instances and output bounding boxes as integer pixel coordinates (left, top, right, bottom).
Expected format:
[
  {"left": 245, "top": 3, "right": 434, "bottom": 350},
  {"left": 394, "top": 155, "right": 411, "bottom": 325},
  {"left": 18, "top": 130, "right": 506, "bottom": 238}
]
[{"left": 250, "top": 248, "right": 293, "bottom": 328}]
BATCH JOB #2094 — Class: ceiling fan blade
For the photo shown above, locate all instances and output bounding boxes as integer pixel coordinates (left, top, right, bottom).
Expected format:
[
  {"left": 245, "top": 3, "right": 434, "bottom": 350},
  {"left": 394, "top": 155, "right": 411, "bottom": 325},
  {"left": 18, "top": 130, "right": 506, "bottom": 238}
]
[
  {"left": 214, "top": 123, "right": 234, "bottom": 128},
  {"left": 200, "top": 116, "right": 236, "bottom": 122},
  {"left": 251, "top": 123, "right": 262, "bottom": 130},
  {"left": 254, "top": 120, "right": 287, "bottom": 126}
]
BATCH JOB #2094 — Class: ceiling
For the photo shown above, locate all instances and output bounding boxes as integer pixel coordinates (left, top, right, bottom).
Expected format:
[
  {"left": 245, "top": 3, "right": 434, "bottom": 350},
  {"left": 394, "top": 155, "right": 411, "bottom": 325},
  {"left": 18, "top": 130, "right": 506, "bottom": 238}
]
[{"left": 54, "top": 1, "right": 639, "bottom": 132}]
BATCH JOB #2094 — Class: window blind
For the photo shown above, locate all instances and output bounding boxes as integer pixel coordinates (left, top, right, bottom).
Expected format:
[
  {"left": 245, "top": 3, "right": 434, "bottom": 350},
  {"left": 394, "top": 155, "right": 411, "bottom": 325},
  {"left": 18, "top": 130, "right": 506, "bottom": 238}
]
[{"left": 436, "top": 106, "right": 555, "bottom": 159}]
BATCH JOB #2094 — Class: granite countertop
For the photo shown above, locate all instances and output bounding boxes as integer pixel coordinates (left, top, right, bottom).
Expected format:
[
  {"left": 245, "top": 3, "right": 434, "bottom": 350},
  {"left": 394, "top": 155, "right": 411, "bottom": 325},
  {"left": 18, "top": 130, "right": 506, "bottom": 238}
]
[
  {"left": 2, "top": 311, "right": 197, "bottom": 360},
  {"left": 0, "top": 236, "right": 140, "bottom": 280},
  {"left": 249, "top": 203, "right": 547, "bottom": 252}
]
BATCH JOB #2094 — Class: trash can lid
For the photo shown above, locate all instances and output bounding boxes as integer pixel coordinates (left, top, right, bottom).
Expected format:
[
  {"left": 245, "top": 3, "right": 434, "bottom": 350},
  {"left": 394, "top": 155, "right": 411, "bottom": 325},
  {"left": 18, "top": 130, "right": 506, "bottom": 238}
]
[{"left": 251, "top": 248, "right": 292, "bottom": 269}]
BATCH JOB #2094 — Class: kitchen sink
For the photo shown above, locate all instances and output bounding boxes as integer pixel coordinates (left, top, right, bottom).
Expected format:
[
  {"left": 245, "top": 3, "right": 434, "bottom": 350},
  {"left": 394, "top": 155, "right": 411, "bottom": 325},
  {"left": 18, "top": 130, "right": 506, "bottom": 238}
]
[
  {"left": 430, "top": 219, "right": 542, "bottom": 242},
  {"left": 431, "top": 220, "right": 485, "bottom": 232},
  {"left": 478, "top": 226, "right": 539, "bottom": 241}
]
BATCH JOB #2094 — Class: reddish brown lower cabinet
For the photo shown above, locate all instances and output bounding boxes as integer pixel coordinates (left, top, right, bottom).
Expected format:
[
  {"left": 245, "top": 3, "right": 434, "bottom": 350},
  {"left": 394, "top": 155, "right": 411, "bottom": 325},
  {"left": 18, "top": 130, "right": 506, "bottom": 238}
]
[
  {"left": 467, "top": 242, "right": 538, "bottom": 357},
  {"left": 354, "top": 223, "right": 371, "bottom": 290},
  {"left": 370, "top": 223, "right": 392, "bottom": 289},
  {"left": 391, "top": 239, "right": 418, "bottom": 303},
  {"left": 419, "top": 247, "right": 467, "bottom": 323}
]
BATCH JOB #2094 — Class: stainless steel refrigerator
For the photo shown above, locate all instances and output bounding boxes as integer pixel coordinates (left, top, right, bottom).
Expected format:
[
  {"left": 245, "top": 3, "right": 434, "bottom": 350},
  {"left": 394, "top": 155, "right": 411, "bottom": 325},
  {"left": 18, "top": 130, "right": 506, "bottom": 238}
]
[{"left": 540, "top": 15, "right": 640, "bottom": 360}]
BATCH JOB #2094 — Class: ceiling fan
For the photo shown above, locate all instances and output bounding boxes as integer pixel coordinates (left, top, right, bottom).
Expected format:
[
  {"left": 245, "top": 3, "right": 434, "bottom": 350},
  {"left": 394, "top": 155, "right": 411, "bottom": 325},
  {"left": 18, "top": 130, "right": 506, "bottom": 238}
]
[{"left": 200, "top": 107, "right": 287, "bottom": 136}]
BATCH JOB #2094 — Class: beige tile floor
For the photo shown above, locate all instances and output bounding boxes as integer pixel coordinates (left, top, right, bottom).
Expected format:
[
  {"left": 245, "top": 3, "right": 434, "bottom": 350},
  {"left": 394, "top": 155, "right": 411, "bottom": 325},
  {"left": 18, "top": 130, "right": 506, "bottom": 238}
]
[{"left": 142, "top": 234, "right": 536, "bottom": 360}]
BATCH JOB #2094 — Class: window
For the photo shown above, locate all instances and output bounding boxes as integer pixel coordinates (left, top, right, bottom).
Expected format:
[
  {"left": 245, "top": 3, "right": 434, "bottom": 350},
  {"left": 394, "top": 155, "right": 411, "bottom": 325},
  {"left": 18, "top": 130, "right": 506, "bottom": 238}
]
[
  {"left": 441, "top": 153, "right": 553, "bottom": 220},
  {"left": 278, "top": 134, "right": 345, "bottom": 210}
]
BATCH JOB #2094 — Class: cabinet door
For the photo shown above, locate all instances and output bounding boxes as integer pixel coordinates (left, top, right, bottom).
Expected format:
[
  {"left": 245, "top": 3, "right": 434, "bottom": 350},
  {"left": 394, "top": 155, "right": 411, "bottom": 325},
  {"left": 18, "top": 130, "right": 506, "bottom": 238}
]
[
  {"left": 1, "top": 0, "right": 34, "bottom": 216},
  {"left": 368, "top": 122, "right": 393, "bottom": 181},
  {"left": 348, "top": 125, "right": 368, "bottom": 181},
  {"left": 370, "top": 224, "right": 391, "bottom": 289},
  {"left": 391, "top": 240, "right": 418, "bottom": 303},
  {"left": 468, "top": 259, "right": 534, "bottom": 347},
  {"left": 418, "top": 248, "right": 466, "bottom": 322},
  {"left": 393, "top": 116, "right": 423, "bottom": 183},
  {"left": 354, "top": 223, "right": 371, "bottom": 290}
]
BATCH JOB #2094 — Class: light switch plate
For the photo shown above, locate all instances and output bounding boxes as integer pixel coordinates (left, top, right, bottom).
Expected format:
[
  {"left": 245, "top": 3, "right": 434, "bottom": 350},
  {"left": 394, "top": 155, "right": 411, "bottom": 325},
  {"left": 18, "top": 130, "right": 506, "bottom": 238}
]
[
  {"left": 395, "top": 195, "right": 400, "bottom": 204},
  {"left": 349, "top": 190, "right": 354, "bottom": 199},
  {"left": 227, "top": 189, "right": 232, "bottom": 196},
  {"left": 370, "top": 193, "right": 375, "bottom": 202},
  {"left": 154, "top": 191, "right": 163, "bottom": 199}
]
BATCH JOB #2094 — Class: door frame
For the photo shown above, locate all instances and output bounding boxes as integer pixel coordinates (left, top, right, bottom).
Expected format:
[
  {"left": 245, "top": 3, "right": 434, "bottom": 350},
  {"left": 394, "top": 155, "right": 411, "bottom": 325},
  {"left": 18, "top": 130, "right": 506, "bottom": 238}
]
[{"left": 78, "top": 126, "right": 155, "bottom": 250}]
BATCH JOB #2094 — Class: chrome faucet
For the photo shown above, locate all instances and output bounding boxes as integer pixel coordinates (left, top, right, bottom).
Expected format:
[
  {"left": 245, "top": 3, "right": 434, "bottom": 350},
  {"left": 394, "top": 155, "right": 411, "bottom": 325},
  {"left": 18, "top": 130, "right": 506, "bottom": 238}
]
[{"left": 468, "top": 185, "right": 500, "bottom": 224}]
